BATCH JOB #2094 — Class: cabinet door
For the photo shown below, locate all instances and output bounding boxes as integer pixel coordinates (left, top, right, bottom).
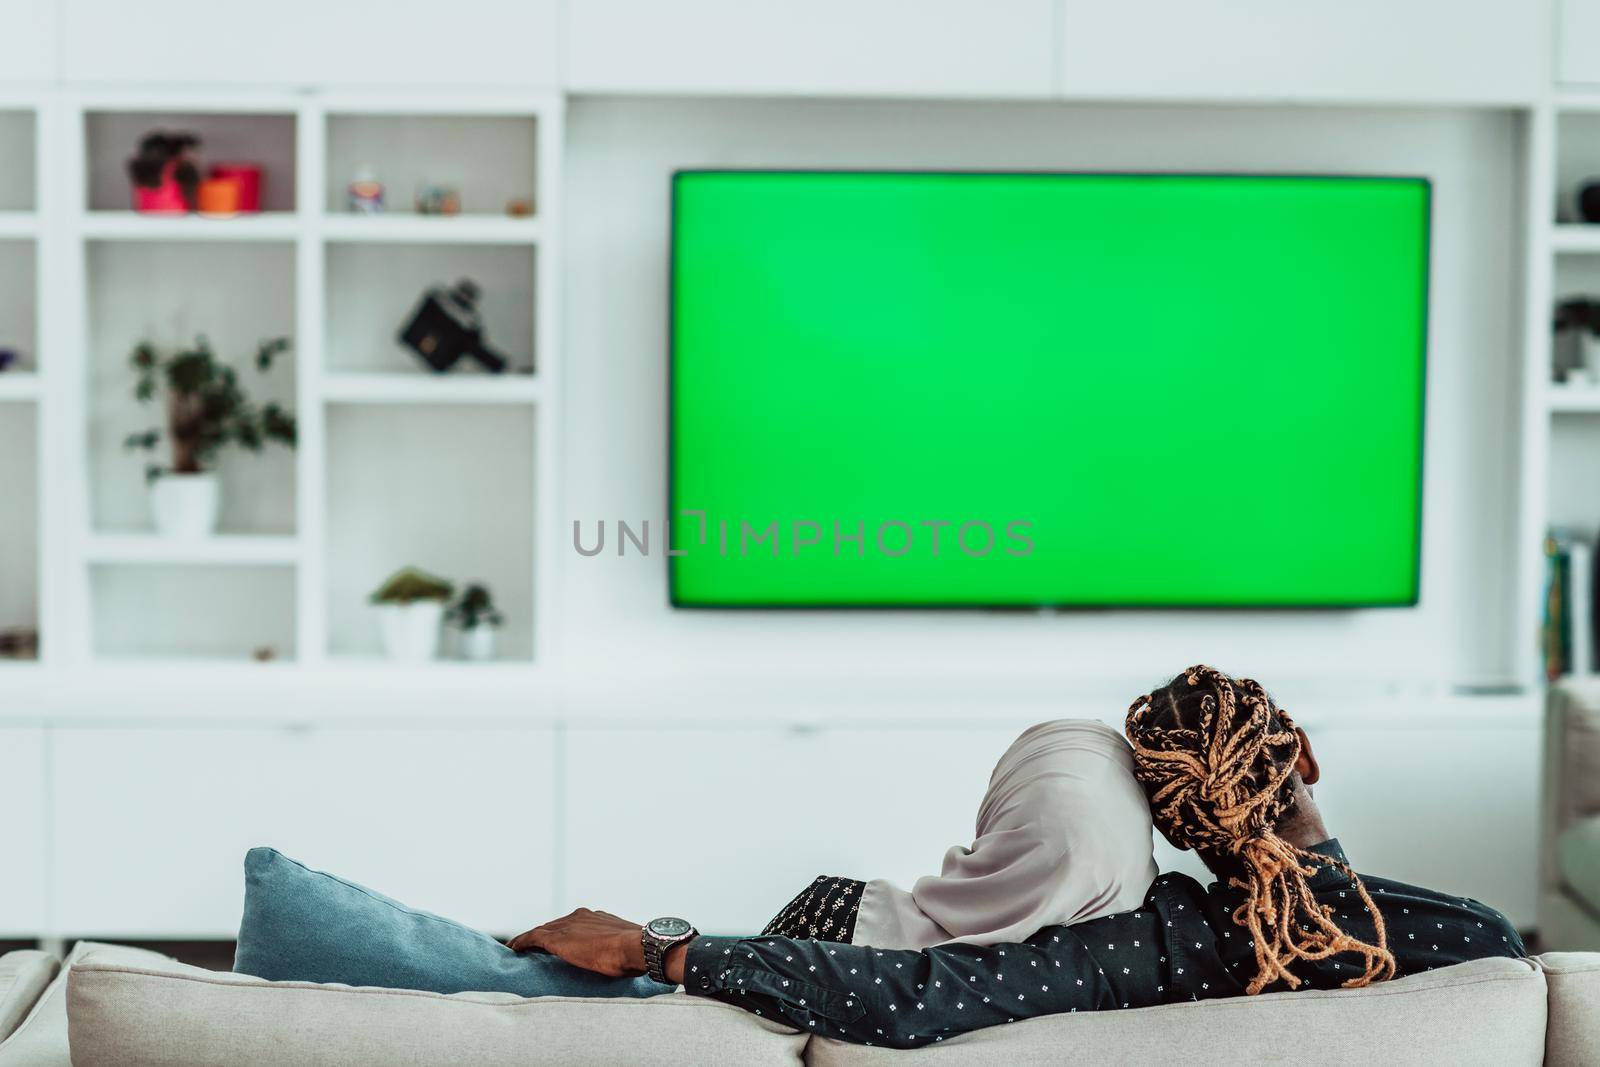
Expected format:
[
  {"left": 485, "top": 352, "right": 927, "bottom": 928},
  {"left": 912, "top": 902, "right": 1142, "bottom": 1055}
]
[
  {"left": 0, "top": 728, "right": 46, "bottom": 937},
  {"left": 51, "top": 727, "right": 302, "bottom": 936},
  {"left": 50, "top": 726, "right": 555, "bottom": 937},
  {"left": 1561, "top": 0, "right": 1600, "bottom": 86},
  {"left": 1308, "top": 724, "right": 1539, "bottom": 929},
  {"left": 286, "top": 727, "right": 556, "bottom": 935},
  {"left": 564, "top": 0, "right": 1056, "bottom": 98},
  {"left": 1060, "top": 0, "right": 1544, "bottom": 104},
  {"left": 58, "top": 0, "right": 560, "bottom": 87},
  {"left": 0, "top": 1, "right": 53, "bottom": 84},
  {"left": 563, "top": 724, "right": 1023, "bottom": 933}
]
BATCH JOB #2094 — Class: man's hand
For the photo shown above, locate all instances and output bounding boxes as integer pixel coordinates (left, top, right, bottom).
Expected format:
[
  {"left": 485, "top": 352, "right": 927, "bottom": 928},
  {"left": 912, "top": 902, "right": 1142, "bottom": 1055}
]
[{"left": 506, "top": 908, "right": 647, "bottom": 977}]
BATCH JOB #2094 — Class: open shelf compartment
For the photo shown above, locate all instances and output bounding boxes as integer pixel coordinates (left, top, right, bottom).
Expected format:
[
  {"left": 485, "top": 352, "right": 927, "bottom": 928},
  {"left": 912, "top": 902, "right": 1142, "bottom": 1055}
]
[
  {"left": 324, "top": 241, "right": 536, "bottom": 380},
  {"left": 86, "top": 240, "right": 298, "bottom": 536},
  {"left": 324, "top": 403, "right": 535, "bottom": 663},
  {"left": 83, "top": 109, "right": 298, "bottom": 216},
  {"left": 324, "top": 113, "right": 537, "bottom": 219},
  {"left": 0, "top": 401, "right": 38, "bottom": 661}
]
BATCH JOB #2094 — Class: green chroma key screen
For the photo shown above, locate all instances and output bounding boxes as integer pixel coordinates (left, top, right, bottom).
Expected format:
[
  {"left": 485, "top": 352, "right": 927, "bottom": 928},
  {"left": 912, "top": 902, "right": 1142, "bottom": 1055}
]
[{"left": 669, "top": 171, "right": 1429, "bottom": 608}]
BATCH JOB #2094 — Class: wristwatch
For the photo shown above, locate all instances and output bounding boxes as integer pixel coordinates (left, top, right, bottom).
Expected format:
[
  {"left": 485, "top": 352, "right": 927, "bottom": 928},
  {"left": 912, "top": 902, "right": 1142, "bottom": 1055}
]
[{"left": 641, "top": 917, "right": 697, "bottom": 984}]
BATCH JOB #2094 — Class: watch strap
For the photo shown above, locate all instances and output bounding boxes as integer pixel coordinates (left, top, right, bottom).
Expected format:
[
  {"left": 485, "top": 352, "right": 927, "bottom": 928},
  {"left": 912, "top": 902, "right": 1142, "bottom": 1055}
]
[{"left": 642, "top": 921, "right": 696, "bottom": 984}]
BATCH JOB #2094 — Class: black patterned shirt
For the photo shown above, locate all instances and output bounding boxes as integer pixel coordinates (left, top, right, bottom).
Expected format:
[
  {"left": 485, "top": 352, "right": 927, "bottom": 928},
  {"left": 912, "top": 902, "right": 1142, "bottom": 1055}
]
[{"left": 683, "top": 840, "right": 1524, "bottom": 1048}]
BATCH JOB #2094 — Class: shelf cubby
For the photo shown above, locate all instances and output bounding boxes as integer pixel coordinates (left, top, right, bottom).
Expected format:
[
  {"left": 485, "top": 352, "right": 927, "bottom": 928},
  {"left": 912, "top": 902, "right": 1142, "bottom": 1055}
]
[
  {"left": 0, "top": 401, "right": 38, "bottom": 655},
  {"left": 90, "top": 563, "right": 296, "bottom": 661},
  {"left": 324, "top": 403, "right": 535, "bottom": 663},
  {"left": 85, "top": 240, "right": 297, "bottom": 536},
  {"left": 0, "top": 109, "right": 35, "bottom": 213},
  {"left": 1548, "top": 416, "right": 1600, "bottom": 536},
  {"left": 1556, "top": 111, "right": 1600, "bottom": 223},
  {"left": 83, "top": 109, "right": 298, "bottom": 215},
  {"left": 0, "top": 239, "right": 36, "bottom": 375},
  {"left": 324, "top": 113, "right": 537, "bottom": 218},
  {"left": 324, "top": 241, "right": 536, "bottom": 377}
]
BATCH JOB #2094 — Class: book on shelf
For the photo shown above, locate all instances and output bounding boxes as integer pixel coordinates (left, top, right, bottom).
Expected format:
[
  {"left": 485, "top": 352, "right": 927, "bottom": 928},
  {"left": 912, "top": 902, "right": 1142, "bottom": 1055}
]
[{"left": 1544, "top": 527, "right": 1597, "bottom": 680}]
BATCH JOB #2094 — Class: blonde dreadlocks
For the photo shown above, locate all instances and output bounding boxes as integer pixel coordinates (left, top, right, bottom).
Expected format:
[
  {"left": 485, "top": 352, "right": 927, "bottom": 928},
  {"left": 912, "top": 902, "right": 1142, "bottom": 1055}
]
[{"left": 1125, "top": 664, "right": 1396, "bottom": 995}]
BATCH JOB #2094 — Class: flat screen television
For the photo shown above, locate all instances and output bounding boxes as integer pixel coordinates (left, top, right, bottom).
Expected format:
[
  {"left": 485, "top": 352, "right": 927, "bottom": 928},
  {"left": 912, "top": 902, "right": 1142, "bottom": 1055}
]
[{"left": 669, "top": 171, "right": 1429, "bottom": 608}]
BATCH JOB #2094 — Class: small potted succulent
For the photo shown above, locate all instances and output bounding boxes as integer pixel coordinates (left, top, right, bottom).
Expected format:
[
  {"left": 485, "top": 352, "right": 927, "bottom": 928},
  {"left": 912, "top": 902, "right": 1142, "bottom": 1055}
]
[
  {"left": 369, "top": 566, "right": 454, "bottom": 661},
  {"left": 1555, "top": 297, "right": 1600, "bottom": 384},
  {"left": 446, "top": 583, "right": 504, "bottom": 661},
  {"left": 124, "top": 336, "right": 295, "bottom": 538}
]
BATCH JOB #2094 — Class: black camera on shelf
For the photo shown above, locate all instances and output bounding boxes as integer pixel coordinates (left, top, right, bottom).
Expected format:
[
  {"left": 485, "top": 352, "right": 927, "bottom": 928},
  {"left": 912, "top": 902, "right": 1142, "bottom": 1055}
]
[{"left": 398, "top": 279, "right": 508, "bottom": 374}]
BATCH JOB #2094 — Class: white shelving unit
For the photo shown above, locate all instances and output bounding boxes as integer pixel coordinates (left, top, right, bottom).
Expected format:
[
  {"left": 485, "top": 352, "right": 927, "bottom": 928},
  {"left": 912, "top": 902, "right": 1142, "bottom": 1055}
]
[
  {"left": 26, "top": 90, "right": 562, "bottom": 673},
  {"left": 83, "top": 533, "right": 302, "bottom": 566},
  {"left": 1518, "top": 93, "right": 1600, "bottom": 684}
]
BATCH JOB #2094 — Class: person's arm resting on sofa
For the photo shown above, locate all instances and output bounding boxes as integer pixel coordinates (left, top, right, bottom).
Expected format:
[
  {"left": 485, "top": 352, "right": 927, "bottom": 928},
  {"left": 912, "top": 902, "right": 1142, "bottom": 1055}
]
[{"left": 510, "top": 909, "right": 1137, "bottom": 1049}]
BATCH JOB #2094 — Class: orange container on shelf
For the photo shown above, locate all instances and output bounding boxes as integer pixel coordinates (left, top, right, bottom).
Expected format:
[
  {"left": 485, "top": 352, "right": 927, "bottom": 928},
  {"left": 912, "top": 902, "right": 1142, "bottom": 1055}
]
[
  {"left": 197, "top": 176, "right": 242, "bottom": 216},
  {"left": 209, "top": 163, "right": 262, "bottom": 212}
]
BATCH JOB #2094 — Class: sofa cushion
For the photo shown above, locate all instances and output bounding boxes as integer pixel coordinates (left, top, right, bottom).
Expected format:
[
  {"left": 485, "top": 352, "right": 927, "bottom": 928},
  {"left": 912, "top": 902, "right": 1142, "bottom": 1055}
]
[
  {"left": 0, "top": 943, "right": 175, "bottom": 1067},
  {"left": 1537, "top": 952, "right": 1600, "bottom": 1067},
  {"left": 66, "top": 950, "right": 807, "bottom": 1067},
  {"left": 0, "top": 951, "right": 58, "bottom": 1043},
  {"left": 1558, "top": 817, "right": 1600, "bottom": 917},
  {"left": 235, "top": 847, "right": 668, "bottom": 998},
  {"left": 805, "top": 956, "right": 1545, "bottom": 1067}
]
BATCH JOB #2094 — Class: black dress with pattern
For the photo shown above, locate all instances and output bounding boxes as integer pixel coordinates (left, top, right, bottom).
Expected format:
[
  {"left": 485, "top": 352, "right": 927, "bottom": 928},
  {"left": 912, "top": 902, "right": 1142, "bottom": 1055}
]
[{"left": 762, "top": 875, "right": 867, "bottom": 942}]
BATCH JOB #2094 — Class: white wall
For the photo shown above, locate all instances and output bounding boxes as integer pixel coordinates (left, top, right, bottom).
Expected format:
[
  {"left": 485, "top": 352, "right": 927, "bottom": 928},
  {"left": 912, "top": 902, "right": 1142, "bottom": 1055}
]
[{"left": 560, "top": 97, "right": 1523, "bottom": 694}]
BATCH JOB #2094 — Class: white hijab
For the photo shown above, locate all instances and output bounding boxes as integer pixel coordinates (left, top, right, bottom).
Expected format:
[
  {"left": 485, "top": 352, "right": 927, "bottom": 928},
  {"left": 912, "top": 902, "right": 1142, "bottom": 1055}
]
[{"left": 851, "top": 719, "right": 1158, "bottom": 949}]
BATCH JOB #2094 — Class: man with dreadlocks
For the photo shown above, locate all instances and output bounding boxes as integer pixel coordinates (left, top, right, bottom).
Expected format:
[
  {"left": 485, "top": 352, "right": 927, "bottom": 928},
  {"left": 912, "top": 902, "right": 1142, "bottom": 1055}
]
[{"left": 520, "top": 665, "right": 1525, "bottom": 1049}]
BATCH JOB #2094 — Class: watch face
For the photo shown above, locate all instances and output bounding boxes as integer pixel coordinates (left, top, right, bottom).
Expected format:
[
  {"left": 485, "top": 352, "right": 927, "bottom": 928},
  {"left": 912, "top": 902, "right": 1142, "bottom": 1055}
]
[{"left": 650, "top": 917, "right": 692, "bottom": 938}]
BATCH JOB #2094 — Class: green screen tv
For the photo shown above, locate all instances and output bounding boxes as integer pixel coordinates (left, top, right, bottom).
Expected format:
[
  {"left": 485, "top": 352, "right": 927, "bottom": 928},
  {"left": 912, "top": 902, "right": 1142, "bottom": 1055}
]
[{"left": 669, "top": 171, "right": 1429, "bottom": 608}]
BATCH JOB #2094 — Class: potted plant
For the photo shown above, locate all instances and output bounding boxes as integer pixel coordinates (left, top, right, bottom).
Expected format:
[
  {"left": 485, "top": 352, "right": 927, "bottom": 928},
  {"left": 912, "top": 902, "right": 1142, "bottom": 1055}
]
[
  {"left": 1555, "top": 298, "right": 1600, "bottom": 384},
  {"left": 446, "top": 583, "right": 504, "bottom": 661},
  {"left": 124, "top": 336, "right": 296, "bottom": 538},
  {"left": 370, "top": 567, "right": 454, "bottom": 662},
  {"left": 126, "top": 131, "right": 201, "bottom": 213}
]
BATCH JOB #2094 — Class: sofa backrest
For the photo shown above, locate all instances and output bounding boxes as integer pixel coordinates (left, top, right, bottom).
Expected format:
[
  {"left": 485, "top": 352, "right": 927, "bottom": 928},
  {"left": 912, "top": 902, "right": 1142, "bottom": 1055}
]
[
  {"left": 1537, "top": 952, "right": 1600, "bottom": 1067},
  {"left": 804, "top": 955, "right": 1547, "bottom": 1067},
  {"left": 21, "top": 945, "right": 1600, "bottom": 1066},
  {"left": 65, "top": 947, "right": 808, "bottom": 1067}
]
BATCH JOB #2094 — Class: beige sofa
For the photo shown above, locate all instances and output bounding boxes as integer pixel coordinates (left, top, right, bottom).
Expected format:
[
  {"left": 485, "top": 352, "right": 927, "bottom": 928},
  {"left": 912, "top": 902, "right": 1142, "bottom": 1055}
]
[
  {"left": 1543, "top": 680, "right": 1600, "bottom": 951},
  {"left": 0, "top": 940, "right": 1596, "bottom": 1066}
]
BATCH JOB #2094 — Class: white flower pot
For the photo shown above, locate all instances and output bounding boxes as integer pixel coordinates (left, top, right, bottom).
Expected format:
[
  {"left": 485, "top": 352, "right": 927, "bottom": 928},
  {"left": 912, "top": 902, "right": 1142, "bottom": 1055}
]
[
  {"left": 374, "top": 600, "right": 445, "bottom": 662},
  {"left": 459, "top": 626, "right": 498, "bottom": 662},
  {"left": 149, "top": 472, "right": 220, "bottom": 538}
]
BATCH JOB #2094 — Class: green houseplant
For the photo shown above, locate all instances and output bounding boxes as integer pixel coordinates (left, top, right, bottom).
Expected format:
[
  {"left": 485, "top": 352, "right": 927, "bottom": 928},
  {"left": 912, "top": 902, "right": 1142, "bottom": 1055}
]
[
  {"left": 446, "top": 583, "right": 504, "bottom": 661},
  {"left": 123, "top": 336, "right": 296, "bottom": 537},
  {"left": 369, "top": 566, "right": 454, "bottom": 661}
]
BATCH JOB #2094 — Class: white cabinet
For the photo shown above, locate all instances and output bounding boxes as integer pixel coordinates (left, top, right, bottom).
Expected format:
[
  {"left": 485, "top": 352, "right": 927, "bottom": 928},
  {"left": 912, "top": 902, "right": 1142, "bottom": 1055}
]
[
  {"left": 1309, "top": 723, "right": 1539, "bottom": 928},
  {"left": 1060, "top": 0, "right": 1545, "bottom": 104},
  {"left": 57, "top": 0, "right": 561, "bottom": 87},
  {"left": 0, "top": 1, "right": 53, "bottom": 84},
  {"left": 0, "top": 728, "right": 46, "bottom": 936},
  {"left": 50, "top": 726, "right": 555, "bottom": 936},
  {"left": 564, "top": 0, "right": 1057, "bottom": 98},
  {"left": 282, "top": 727, "right": 557, "bottom": 935},
  {"left": 1561, "top": 0, "right": 1600, "bottom": 86},
  {"left": 563, "top": 724, "right": 1020, "bottom": 933}
]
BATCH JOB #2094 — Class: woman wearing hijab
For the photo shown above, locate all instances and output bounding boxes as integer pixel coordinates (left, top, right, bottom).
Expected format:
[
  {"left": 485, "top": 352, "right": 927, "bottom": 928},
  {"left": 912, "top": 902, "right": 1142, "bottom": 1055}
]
[
  {"left": 760, "top": 719, "right": 1158, "bottom": 949},
  {"left": 236, "top": 719, "right": 1157, "bottom": 998}
]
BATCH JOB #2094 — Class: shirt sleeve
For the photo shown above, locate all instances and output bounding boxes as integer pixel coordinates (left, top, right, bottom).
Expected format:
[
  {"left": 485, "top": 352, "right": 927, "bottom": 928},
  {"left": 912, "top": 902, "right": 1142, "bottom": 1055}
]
[{"left": 681, "top": 922, "right": 1154, "bottom": 1049}]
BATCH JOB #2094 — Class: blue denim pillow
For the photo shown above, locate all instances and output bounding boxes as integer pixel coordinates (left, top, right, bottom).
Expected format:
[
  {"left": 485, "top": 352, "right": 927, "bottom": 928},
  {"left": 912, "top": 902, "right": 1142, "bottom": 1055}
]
[{"left": 233, "top": 847, "right": 670, "bottom": 999}]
